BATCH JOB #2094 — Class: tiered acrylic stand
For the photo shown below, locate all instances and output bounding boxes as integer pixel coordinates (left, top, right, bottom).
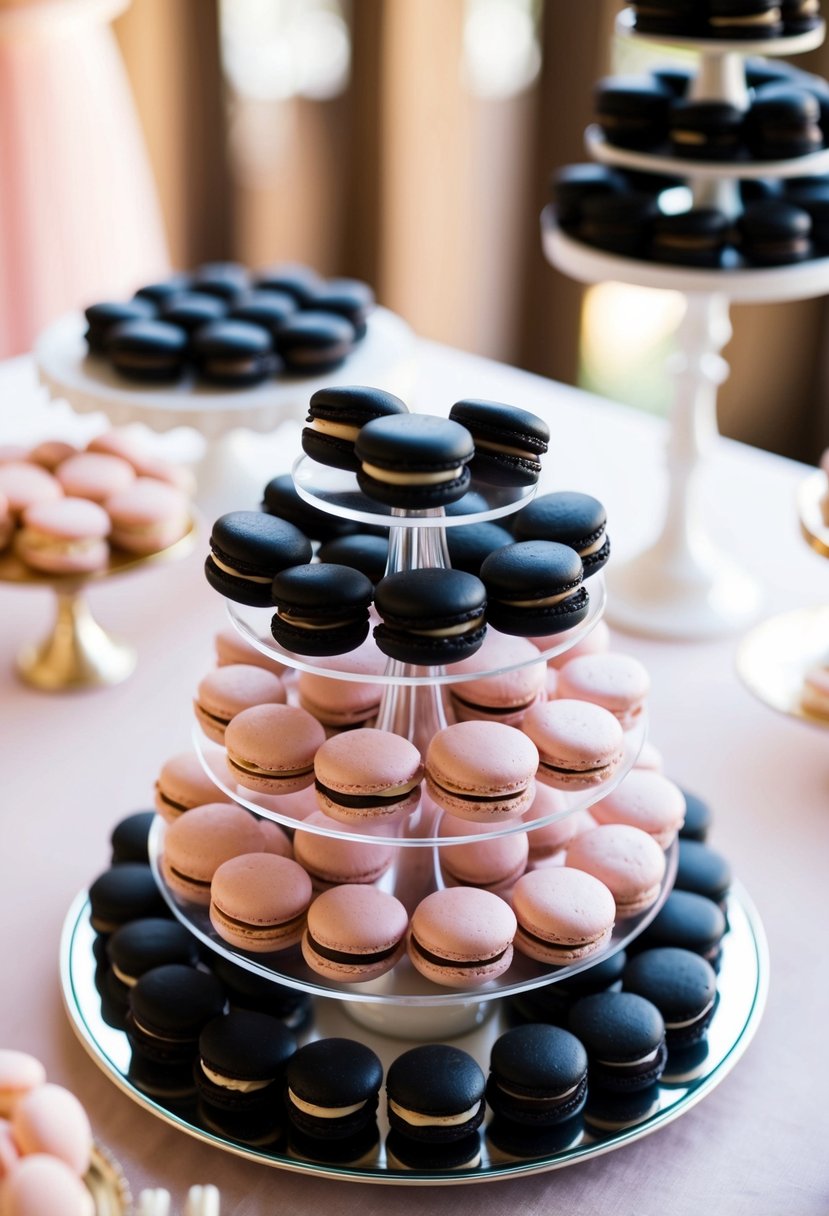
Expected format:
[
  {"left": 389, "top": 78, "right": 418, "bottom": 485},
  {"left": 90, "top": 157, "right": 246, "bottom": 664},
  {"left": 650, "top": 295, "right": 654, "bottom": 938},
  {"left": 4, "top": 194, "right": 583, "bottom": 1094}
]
[
  {"left": 543, "top": 7, "right": 829, "bottom": 639},
  {"left": 34, "top": 308, "right": 416, "bottom": 518},
  {"left": 737, "top": 470, "right": 829, "bottom": 723},
  {"left": 61, "top": 440, "right": 768, "bottom": 1183}
]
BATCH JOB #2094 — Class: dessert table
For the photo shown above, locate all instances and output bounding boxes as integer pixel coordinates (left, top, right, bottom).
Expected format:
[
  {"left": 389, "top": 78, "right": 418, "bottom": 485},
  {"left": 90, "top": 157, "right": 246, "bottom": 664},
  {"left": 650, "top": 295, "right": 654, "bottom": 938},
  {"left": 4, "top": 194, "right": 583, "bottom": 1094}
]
[{"left": 0, "top": 342, "right": 826, "bottom": 1214}]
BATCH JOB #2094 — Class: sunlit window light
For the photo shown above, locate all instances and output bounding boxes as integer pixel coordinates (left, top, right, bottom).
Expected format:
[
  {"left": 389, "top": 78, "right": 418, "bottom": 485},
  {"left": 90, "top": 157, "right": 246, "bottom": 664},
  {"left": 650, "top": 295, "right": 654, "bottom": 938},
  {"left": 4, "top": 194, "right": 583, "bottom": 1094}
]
[
  {"left": 220, "top": 0, "right": 351, "bottom": 103},
  {"left": 463, "top": 0, "right": 541, "bottom": 99},
  {"left": 579, "top": 283, "right": 686, "bottom": 415}
]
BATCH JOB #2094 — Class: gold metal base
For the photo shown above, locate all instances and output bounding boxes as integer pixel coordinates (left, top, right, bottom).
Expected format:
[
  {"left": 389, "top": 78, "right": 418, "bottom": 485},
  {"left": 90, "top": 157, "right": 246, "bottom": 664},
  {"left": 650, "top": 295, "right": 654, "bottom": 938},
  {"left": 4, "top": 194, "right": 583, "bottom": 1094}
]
[
  {"left": 736, "top": 606, "right": 829, "bottom": 726},
  {"left": 86, "top": 1144, "right": 132, "bottom": 1216},
  {"left": 798, "top": 471, "right": 829, "bottom": 557}
]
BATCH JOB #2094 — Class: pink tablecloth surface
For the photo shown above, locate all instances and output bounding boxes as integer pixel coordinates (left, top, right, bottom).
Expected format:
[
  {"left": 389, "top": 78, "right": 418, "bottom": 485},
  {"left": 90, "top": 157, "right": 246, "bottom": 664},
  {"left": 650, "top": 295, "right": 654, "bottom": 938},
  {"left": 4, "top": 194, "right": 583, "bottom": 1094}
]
[{"left": 1, "top": 347, "right": 827, "bottom": 1214}]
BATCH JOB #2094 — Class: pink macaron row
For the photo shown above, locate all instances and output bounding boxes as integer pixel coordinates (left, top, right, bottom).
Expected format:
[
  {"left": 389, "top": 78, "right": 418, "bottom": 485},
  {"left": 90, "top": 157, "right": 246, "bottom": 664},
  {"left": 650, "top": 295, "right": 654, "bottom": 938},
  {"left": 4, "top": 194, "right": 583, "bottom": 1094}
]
[{"left": 0, "top": 1050, "right": 96, "bottom": 1216}]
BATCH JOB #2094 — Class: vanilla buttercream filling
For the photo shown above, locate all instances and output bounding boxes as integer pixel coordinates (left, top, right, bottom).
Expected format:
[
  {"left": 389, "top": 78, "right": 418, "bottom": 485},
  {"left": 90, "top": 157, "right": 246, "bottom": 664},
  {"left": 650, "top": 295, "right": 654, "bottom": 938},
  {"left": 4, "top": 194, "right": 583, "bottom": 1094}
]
[
  {"left": 361, "top": 463, "right": 463, "bottom": 486},
  {"left": 596, "top": 1046, "right": 661, "bottom": 1068},
  {"left": 411, "top": 616, "right": 485, "bottom": 638},
  {"left": 498, "top": 1081, "right": 580, "bottom": 1102},
  {"left": 210, "top": 554, "right": 272, "bottom": 584},
  {"left": 580, "top": 532, "right": 606, "bottom": 556},
  {"left": 276, "top": 613, "right": 355, "bottom": 630},
  {"left": 389, "top": 1099, "right": 482, "bottom": 1127},
  {"left": 665, "top": 998, "right": 715, "bottom": 1030},
  {"left": 201, "top": 1063, "right": 273, "bottom": 1093},
  {"left": 310, "top": 418, "right": 360, "bottom": 441},
  {"left": 288, "top": 1090, "right": 366, "bottom": 1119},
  {"left": 504, "top": 590, "right": 574, "bottom": 608},
  {"left": 228, "top": 756, "right": 314, "bottom": 780},
  {"left": 709, "top": 8, "right": 780, "bottom": 27},
  {"left": 473, "top": 438, "right": 538, "bottom": 462},
  {"left": 18, "top": 531, "right": 105, "bottom": 556},
  {"left": 111, "top": 963, "right": 138, "bottom": 988}
]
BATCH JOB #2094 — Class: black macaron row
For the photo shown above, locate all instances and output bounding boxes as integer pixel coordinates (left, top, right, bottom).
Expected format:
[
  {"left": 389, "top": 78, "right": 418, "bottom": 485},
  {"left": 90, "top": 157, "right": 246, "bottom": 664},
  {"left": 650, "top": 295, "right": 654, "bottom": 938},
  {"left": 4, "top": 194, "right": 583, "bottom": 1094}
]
[
  {"left": 596, "top": 72, "right": 829, "bottom": 162},
  {"left": 554, "top": 166, "right": 829, "bottom": 268},
  {"left": 630, "top": 1, "right": 821, "bottom": 40},
  {"left": 84, "top": 261, "right": 374, "bottom": 386}
]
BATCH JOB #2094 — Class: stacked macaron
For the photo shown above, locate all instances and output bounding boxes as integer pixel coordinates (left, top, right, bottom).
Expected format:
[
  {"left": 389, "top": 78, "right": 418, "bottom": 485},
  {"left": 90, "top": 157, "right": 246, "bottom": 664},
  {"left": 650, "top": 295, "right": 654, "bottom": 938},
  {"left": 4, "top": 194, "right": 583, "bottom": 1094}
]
[
  {"left": 385, "top": 1045, "right": 486, "bottom": 1171},
  {"left": 85, "top": 260, "right": 375, "bottom": 384},
  {"left": 285, "top": 1038, "right": 384, "bottom": 1164},
  {"left": 0, "top": 427, "right": 193, "bottom": 573},
  {"left": 0, "top": 1051, "right": 96, "bottom": 1216}
]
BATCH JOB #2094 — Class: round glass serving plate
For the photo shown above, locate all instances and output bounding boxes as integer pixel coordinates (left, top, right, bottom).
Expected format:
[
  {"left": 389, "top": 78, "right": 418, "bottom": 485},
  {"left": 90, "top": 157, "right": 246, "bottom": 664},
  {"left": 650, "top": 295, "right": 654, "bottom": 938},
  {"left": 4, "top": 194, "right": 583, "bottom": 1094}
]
[{"left": 60, "top": 885, "right": 768, "bottom": 1185}]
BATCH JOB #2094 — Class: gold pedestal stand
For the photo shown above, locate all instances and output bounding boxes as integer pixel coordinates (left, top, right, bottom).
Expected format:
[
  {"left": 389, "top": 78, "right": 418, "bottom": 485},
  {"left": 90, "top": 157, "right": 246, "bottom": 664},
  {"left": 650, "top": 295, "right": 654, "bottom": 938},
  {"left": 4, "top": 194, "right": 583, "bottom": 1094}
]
[
  {"left": 736, "top": 473, "right": 829, "bottom": 724},
  {"left": 0, "top": 523, "right": 196, "bottom": 693}
]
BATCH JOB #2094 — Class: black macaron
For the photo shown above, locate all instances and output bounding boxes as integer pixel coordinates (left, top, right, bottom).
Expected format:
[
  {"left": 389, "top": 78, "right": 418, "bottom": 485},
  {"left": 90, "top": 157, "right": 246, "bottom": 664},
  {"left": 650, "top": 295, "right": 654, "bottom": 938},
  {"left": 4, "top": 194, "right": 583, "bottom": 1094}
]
[
  {"left": 276, "top": 311, "right": 356, "bottom": 373},
  {"left": 302, "top": 385, "right": 409, "bottom": 472},
  {"left": 385, "top": 1130, "right": 481, "bottom": 1172},
  {"left": 584, "top": 1085, "right": 661, "bottom": 1136},
  {"left": 745, "top": 85, "right": 824, "bottom": 159},
  {"left": 487, "top": 1115, "right": 582, "bottom": 1161},
  {"left": 783, "top": 181, "right": 829, "bottom": 249},
  {"left": 652, "top": 208, "right": 732, "bottom": 268},
  {"left": 707, "top": 0, "right": 784, "bottom": 38},
  {"left": 631, "top": 0, "right": 701, "bottom": 35},
  {"left": 289, "top": 1123, "right": 380, "bottom": 1166},
  {"left": 317, "top": 533, "right": 390, "bottom": 584},
  {"left": 385, "top": 1045, "right": 485, "bottom": 1143},
  {"left": 205, "top": 510, "right": 312, "bottom": 607},
  {"left": 569, "top": 991, "right": 668, "bottom": 1092},
  {"left": 160, "top": 292, "right": 228, "bottom": 337},
  {"left": 106, "top": 319, "right": 189, "bottom": 382},
  {"left": 595, "top": 75, "right": 672, "bottom": 151},
  {"left": 196, "top": 1010, "right": 297, "bottom": 1112},
  {"left": 84, "top": 299, "right": 156, "bottom": 354},
  {"left": 678, "top": 789, "right": 712, "bottom": 841},
  {"left": 191, "top": 320, "right": 277, "bottom": 387},
  {"left": 551, "top": 163, "right": 629, "bottom": 231},
  {"left": 254, "top": 263, "right": 323, "bottom": 306},
  {"left": 200, "top": 1102, "right": 286, "bottom": 1151},
  {"left": 285, "top": 1038, "right": 383, "bottom": 1139},
  {"left": 356, "top": 414, "right": 475, "bottom": 509},
  {"left": 262, "top": 473, "right": 358, "bottom": 543},
  {"left": 210, "top": 956, "right": 313, "bottom": 1032},
  {"left": 480, "top": 541, "right": 588, "bottom": 637},
  {"left": 651, "top": 65, "right": 695, "bottom": 99},
  {"left": 129, "top": 1055, "right": 198, "bottom": 1103},
  {"left": 486, "top": 1024, "right": 588, "bottom": 1126},
  {"left": 670, "top": 100, "right": 745, "bottom": 161},
  {"left": 106, "top": 917, "right": 199, "bottom": 1003},
  {"left": 634, "top": 889, "right": 727, "bottom": 966},
  {"left": 304, "top": 278, "right": 375, "bottom": 340},
  {"left": 133, "top": 273, "right": 191, "bottom": 308},
  {"left": 446, "top": 521, "right": 514, "bottom": 576},
  {"left": 109, "top": 811, "right": 155, "bottom": 865},
  {"left": 782, "top": 0, "right": 823, "bottom": 32},
  {"left": 506, "top": 949, "right": 627, "bottom": 1028},
  {"left": 674, "top": 839, "right": 732, "bottom": 908},
  {"left": 270, "top": 562, "right": 374, "bottom": 656},
  {"left": 623, "top": 947, "right": 718, "bottom": 1048},
  {"left": 373, "top": 568, "right": 487, "bottom": 665},
  {"left": 127, "top": 964, "right": 227, "bottom": 1063},
  {"left": 88, "top": 863, "right": 169, "bottom": 935},
  {"left": 191, "top": 261, "right": 250, "bottom": 302},
  {"left": 448, "top": 399, "right": 550, "bottom": 487},
  {"left": 510, "top": 490, "right": 609, "bottom": 577},
  {"left": 578, "top": 191, "right": 659, "bottom": 257},
  {"left": 228, "top": 291, "right": 297, "bottom": 337},
  {"left": 737, "top": 199, "right": 813, "bottom": 265}
]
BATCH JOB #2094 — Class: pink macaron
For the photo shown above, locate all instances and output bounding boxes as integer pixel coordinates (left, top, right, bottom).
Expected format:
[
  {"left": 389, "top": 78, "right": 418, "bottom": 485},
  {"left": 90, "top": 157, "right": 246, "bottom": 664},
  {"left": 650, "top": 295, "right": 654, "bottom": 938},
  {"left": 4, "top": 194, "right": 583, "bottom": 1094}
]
[
  {"left": 446, "top": 632, "right": 546, "bottom": 726},
  {"left": 28, "top": 440, "right": 78, "bottom": 471},
  {"left": 0, "top": 495, "right": 12, "bottom": 552},
  {"left": 802, "top": 665, "right": 829, "bottom": 718},
  {"left": 161, "top": 802, "right": 271, "bottom": 905},
  {"left": 301, "top": 884, "right": 409, "bottom": 982},
  {"left": 566, "top": 824, "right": 666, "bottom": 918},
  {"left": 0, "top": 1054, "right": 45, "bottom": 1119},
  {"left": 15, "top": 498, "right": 111, "bottom": 575},
  {"left": 0, "top": 1155, "right": 94, "bottom": 1216},
  {"left": 193, "top": 664, "right": 286, "bottom": 745},
  {"left": 224, "top": 704, "right": 325, "bottom": 795},
  {"left": 556, "top": 652, "right": 650, "bottom": 731},
  {"left": 511, "top": 866, "right": 616, "bottom": 964},
  {"left": 153, "top": 751, "right": 232, "bottom": 822},
  {"left": 0, "top": 1121, "right": 20, "bottom": 1180},
  {"left": 522, "top": 784, "right": 586, "bottom": 866},
  {"left": 214, "top": 627, "right": 287, "bottom": 675},
  {"left": 407, "top": 887, "right": 517, "bottom": 989},
  {"left": 56, "top": 452, "right": 135, "bottom": 504},
  {"left": 591, "top": 770, "right": 685, "bottom": 848},
  {"left": 437, "top": 814, "right": 528, "bottom": 894},
  {"left": 105, "top": 477, "right": 190, "bottom": 554},
  {"left": 0, "top": 463, "right": 62, "bottom": 518},
  {"left": 542, "top": 618, "right": 611, "bottom": 668},
  {"left": 313, "top": 729, "right": 423, "bottom": 825},
  {"left": 297, "top": 636, "right": 386, "bottom": 732},
  {"left": 293, "top": 813, "right": 397, "bottom": 891},
  {"left": 522, "top": 699, "right": 625, "bottom": 791},
  {"left": 425, "top": 720, "right": 539, "bottom": 824},
  {"left": 209, "top": 853, "right": 313, "bottom": 952},
  {"left": 86, "top": 428, "right": 149, "bottom": 466},
  {"left": 11, "top": 1084, "right": 92, "bottom": 1175}
]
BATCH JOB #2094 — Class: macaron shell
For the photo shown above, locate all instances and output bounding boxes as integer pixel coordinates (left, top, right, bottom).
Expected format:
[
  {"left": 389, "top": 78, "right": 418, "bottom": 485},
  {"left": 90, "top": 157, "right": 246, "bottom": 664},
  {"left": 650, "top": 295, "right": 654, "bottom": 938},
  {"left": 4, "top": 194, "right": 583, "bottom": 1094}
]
[
  {"left": 447, "top": 632, "right": 546, "bottom": 724},
  {"left": 522, "top": 699, "right": 625, "bottom": 791},
  {"left": 0, "top": 463, "right": 63, "bottom": 516},
  {"left": 162, "top": 803, "right": 268, "bottom": 905},
  {"left": 293, "top": 813, "right": 396, "bottom": 888},
  {"left": 302, "top": 884, "right": 409, "bottom": 981},
  {"left": 15, "top": 498, "right": 111, "bottom": 575},
  {"left": 0, "top": 1155, "right": 95, "bottom": 1216},
  {"left": 210, "top": 853, "right": 312, "bottom": 952},
  {"left": 224, "top": 704, "right": 325, "bottom": 794},
  {"left": 154, "top": 751, "right": 233, "bottom": 822},
  {"left": 194, "top": 664, "right": 286, "bottom": 744},
  {"left": 28, "top": 440, "right": 79, "bottom": 470},
  {"left": 56, "top": 453, "right": 136, "bottom": 503},
  {"left": 566, "top": 824, "right": 666, "bottom": 917},
  {"left": 555, "top": 653, "right": 650, "bottom": 730},
  {"left": 0, "top": 1053, "right": 46, "bottom": 1119},
  {"left": 105, "top": 477, "right": 190, "bottom": 554},
  {"left": 313, "top": 729, "right": 423, "bottom": 823},
  {"left": 511, "top": 867, "right": 616, "bottom": 964},
  {"left": 214, "top": 627, "right": 288, "bottom": 675},
  {"left": 522, "top": 784, "right": 580, "bottom": 862},
  {"left": 592, "top": 770, "right": 686, "bottom": 848},
  {"left": 544, "top": 619, "right": 611, "bottom": 669},
  {"left": 408, "top": 887, "right": 517, "bottom": 989},
  {"left": 425, "top": 721, "right": 539, "bottom": 823},
  {"left": 438, "top": 814, "right": 529, "bottom": 892},
  {"left": 12, "top": 1084, "right": 92, "bottom": 1175}
]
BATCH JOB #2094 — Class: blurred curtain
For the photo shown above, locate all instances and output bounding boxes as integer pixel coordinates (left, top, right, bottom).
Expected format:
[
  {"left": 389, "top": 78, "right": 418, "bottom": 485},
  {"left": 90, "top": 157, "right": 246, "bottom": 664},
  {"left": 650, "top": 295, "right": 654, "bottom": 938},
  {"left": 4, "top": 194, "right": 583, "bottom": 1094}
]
[{"left": 112, "top": 0, "right": 829, "bottom": 461}]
